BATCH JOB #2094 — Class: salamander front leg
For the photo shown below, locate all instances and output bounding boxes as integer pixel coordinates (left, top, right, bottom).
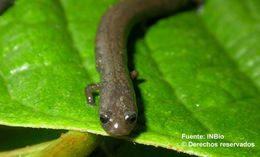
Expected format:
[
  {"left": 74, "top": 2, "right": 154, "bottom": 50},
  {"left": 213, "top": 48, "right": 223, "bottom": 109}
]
[
  {"left": 130, "top": 70, "right": 138, "bottom": 80},
  {"left": 85, "top": 83, "right": 100, "bottom": 107}
]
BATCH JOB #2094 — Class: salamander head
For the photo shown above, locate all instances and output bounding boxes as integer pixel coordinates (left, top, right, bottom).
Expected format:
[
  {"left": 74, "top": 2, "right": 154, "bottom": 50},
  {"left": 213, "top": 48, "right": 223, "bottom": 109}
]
[
  {"left": 99, "top": 109, "right": 137, "bottom": 136},
  {"left": 99, "top": 92, "right": 137, "bottom": 136},
  {"left": 98, "top": 82, "right": 137, "bottom": 136}
]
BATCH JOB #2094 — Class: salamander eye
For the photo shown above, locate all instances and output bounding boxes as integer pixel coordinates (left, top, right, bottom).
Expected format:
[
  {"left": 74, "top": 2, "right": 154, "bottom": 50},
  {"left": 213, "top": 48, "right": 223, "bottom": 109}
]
[
  {"left": 125, "top": 113, "right": 136, "bottom": 124},
  {"left": 100, "top": 114, "right": 109, "bottom": 124}
]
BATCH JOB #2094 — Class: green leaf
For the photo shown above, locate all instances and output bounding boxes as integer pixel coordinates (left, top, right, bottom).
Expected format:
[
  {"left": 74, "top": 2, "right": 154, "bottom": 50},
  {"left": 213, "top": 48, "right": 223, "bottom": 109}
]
[
  {"left": 37, "top": 131, "right": 100, "bottom": 157},
  {"left": 202, "top": 0, "right": 260, "bottom": 88},
  {"left": 0, "top": 130, "right": 99, "bottom": 157},
  {"left": 0, "top": 0, "right": 259, "bottom": 156}
]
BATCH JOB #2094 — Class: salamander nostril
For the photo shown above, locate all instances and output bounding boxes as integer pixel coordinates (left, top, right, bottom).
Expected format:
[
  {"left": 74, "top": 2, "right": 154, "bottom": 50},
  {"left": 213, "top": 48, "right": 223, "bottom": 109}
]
[{"left": 125, "top": 113, "right": 136, "bottom": 124}]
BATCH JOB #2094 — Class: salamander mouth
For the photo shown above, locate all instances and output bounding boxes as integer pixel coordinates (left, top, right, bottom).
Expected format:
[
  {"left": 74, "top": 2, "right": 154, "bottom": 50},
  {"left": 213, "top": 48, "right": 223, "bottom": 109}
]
[{"left": 103, "top": 122, "right": 134, "bottom": 136}]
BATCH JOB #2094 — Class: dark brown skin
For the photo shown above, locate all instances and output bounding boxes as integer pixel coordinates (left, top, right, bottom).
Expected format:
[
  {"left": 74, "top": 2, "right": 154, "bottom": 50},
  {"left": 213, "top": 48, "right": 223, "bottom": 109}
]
[{"left": 86, "top": 0, "right": 189, "bottom": 136}]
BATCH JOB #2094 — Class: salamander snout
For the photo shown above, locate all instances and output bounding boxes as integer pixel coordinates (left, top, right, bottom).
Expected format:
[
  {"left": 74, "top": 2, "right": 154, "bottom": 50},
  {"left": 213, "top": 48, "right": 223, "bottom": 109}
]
[{"left": 99, "top": 112, "right": 137, "bottom": 136}]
